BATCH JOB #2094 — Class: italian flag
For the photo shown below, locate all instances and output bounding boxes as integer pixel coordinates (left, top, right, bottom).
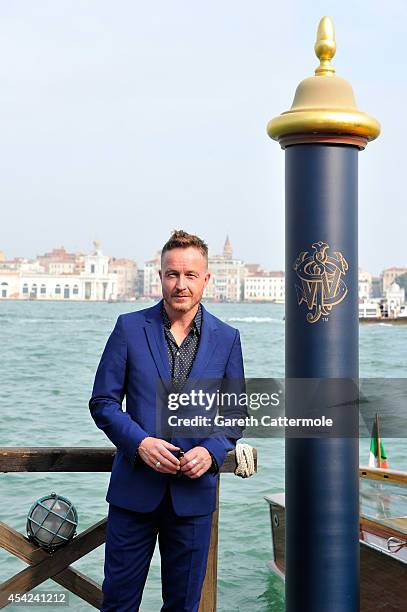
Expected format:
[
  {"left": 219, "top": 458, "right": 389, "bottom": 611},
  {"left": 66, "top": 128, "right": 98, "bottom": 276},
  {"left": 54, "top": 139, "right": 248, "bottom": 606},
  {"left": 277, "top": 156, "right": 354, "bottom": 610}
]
[{"left": 368, "top": 414, "right": 388, "bottom": 468}]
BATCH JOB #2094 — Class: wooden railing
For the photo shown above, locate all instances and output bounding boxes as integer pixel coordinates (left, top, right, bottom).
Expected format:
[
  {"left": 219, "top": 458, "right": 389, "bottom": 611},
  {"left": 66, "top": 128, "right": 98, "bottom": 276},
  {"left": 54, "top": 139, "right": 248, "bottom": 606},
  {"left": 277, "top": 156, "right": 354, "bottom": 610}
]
[
  {"left": 359, "top": 465, "right": 407, "bottom": 486},
  {"left": 0, "top": 447, "right": 257, "bottom": 611}
]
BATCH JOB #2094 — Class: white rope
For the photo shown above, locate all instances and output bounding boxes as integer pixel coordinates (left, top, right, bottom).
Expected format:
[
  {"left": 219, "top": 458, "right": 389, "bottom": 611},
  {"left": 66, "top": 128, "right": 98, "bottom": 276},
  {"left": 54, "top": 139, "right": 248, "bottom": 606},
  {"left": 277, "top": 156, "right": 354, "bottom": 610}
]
[{"left": 234, "top": 444, "right": 256, "bottom": 478}]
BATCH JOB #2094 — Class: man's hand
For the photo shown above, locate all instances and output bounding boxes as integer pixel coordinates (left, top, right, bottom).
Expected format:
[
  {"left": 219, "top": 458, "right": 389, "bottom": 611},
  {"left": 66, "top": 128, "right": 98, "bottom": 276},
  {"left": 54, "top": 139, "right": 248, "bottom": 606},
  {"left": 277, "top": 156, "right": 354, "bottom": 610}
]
[
  {"left": 180, "top": 446, "right": 212, "bottom": 479},
  {"left": 138, "top": 437, "right": 181, "bottom": 474}
]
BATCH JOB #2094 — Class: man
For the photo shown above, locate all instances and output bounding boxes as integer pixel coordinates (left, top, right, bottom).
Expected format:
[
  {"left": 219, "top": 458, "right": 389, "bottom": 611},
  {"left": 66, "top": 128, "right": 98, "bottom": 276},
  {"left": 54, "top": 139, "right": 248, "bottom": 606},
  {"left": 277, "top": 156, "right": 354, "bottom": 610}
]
[{"left": 89, "top": 230, "right": 245, "bottom": 611}]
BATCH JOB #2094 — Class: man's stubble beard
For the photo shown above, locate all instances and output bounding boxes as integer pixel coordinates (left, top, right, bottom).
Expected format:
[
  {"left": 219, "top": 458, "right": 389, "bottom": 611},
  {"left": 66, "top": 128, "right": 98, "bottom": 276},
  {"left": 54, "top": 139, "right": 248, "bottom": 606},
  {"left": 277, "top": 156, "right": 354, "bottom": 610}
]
[{"left": 164, "top": 293, "right": 202, "bottom": 315}]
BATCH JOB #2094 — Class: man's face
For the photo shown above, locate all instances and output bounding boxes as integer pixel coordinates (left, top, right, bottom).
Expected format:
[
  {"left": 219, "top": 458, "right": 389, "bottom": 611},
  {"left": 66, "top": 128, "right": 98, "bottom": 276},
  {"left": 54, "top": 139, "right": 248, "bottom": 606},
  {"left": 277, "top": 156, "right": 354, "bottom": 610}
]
[{"left": 160, "top": 247, "right": 211, "bottom": 314}]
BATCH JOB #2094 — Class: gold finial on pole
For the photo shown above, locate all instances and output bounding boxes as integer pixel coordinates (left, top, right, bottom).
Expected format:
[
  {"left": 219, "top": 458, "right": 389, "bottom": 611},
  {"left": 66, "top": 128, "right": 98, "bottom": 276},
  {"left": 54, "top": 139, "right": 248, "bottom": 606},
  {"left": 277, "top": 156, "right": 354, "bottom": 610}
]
[
  {"left": 266, "top": 16, "right": 380, "bottom": 148},
  {"left": 314, "top": 16, "right": 336, "bottom": 76}
]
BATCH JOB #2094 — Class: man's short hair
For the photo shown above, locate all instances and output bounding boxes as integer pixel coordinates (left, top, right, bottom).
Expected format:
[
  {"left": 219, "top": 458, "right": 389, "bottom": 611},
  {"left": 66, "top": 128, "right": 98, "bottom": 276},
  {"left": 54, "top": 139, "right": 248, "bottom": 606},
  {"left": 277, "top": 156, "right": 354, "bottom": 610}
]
[{"left": 161, "top": 230, "right": 208, "bottom": 261}]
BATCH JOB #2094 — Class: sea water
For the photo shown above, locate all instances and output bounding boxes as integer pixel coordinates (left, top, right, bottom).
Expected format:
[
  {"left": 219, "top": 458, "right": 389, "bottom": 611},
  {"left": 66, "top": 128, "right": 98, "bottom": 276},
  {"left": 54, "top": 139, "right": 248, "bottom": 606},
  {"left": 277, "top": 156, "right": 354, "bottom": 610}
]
[{"left": 0, "top": 301, "right": 406, "bottom": 611}]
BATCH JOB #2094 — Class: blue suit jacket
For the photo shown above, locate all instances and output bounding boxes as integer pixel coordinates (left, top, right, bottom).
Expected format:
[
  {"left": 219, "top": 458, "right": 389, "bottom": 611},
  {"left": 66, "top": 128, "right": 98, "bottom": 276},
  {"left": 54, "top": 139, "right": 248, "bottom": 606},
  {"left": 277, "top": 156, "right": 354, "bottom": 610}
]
[{"left": 89, "top": 300, "right": 245, "bottom": 516}]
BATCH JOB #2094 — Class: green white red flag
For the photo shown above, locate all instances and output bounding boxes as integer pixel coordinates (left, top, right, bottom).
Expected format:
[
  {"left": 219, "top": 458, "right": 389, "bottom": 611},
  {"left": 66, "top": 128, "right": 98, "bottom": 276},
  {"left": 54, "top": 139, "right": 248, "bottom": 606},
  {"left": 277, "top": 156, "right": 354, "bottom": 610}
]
[{"left": 368, "top": 415, "right": 388, "bottom": 469}]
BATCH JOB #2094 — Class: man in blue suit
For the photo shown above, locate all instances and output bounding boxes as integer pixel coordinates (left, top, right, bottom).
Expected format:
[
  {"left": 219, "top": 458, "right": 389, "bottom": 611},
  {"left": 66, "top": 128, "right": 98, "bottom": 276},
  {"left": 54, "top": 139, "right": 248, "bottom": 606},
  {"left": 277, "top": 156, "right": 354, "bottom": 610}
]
[{"left": 89, "top": 230, "right": 245, "bottom": 611}]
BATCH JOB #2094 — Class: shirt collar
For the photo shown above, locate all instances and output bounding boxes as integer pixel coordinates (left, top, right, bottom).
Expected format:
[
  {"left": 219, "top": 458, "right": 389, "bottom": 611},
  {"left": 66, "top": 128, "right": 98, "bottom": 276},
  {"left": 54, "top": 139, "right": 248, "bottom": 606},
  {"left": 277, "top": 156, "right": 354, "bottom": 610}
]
[{"left": 162, "top": 302, "right": 202, "bottom": 335}]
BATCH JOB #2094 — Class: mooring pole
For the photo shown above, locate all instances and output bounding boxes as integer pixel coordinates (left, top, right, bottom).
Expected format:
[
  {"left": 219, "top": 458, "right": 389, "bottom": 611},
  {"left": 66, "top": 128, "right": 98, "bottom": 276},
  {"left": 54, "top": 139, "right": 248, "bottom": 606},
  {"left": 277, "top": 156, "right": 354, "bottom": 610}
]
[{"left": 267, "top": 17, "right": 380, "bottom": 612}]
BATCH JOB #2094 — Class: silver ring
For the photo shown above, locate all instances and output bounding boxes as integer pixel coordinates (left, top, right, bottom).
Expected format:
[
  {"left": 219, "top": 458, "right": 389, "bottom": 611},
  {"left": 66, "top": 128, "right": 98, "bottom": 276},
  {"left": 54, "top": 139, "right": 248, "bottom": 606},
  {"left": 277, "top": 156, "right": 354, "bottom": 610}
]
[
  {"left": 156, "top": 461, "right": 161, "bottom": 468},
  {"left": 191, "top": 458, "right": 198, "bottom": 465}
]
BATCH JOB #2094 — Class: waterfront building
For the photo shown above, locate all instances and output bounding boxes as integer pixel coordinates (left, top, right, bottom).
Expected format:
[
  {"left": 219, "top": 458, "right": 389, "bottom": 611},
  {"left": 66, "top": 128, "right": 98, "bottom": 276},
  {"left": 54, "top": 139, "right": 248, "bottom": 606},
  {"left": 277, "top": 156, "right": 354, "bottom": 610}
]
[
  {"left": 245, "top": 263, "right": 264, "bottom": 276},
  {"left": 358, "top": 282, "right": 406, "bottom": 319},
  {"left": 136, "top": 269, "right": 145, "bottom": 298},
  {"left": 204, "top": 236, "right": 246, "bottom": 302},
  {"left": 37, "top": 246, "right": 84, "bottom": 275},
  {"left": 0, "top": 270, "right": 20, "bottom": 299},
  {"left": 109, "top": 257, "right": 138, "bottom": 299},
  {"left": 0, "top": 256, "right": 28, "bottom": 271},
  {"left": 0, "top": 256, "right": 42, "bottom": 298},
  {"left": 384, "top": 282, "right": 405, "bottom": 318},
  {"left": 358, "top": 269, "right": 372, "bottom": 301},
  {"left": 143, "top": 252, "right": 162, "bottom": 298},
  {"left": 382, "top": 267, "right": 407, "bottom": 292},
  {"left": 244, "top": 270, "right": 285, "bottom": 302},
  {"left": 21, "top": 260, "right": 46, "bottom": 273},
  {"left": 0, "top": 242, "right": 117, "bottom": 301},
  {"left": 371, "top": 276, "right": 382, "bottom": 298}
]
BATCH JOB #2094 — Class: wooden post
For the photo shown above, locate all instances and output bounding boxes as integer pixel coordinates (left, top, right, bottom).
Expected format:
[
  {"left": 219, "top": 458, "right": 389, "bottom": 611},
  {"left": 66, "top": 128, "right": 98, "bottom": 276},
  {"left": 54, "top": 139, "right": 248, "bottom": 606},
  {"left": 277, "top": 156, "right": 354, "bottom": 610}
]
[{"left": 198, "top": 479, "right": 220, "bottom": 612}]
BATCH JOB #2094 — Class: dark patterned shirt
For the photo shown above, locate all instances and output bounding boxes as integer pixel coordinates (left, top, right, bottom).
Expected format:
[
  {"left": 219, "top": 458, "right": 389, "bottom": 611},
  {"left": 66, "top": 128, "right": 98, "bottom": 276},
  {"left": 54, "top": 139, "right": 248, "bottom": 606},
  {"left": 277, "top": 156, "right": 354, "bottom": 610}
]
[
  {"left": 162, "top": 302, "right": 218, "bottom": 474},
  {"left": 162, "top": 303, "right": 202, "bottom": 391}
]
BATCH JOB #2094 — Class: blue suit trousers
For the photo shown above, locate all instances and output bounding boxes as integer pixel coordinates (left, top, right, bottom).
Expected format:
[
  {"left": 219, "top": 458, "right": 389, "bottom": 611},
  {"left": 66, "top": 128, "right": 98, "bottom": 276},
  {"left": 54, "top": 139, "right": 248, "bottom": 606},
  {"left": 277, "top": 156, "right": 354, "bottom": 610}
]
[{"left": 101, "top": 487, "right": 213, "bottom": 612}]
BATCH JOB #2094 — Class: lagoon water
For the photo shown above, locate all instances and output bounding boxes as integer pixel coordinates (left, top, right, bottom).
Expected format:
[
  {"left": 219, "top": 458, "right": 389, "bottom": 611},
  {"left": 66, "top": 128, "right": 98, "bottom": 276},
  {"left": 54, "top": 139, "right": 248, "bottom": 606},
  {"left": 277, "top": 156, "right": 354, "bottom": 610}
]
[{"left": 0, "top": 301, "right": 406, "bottom": 611}]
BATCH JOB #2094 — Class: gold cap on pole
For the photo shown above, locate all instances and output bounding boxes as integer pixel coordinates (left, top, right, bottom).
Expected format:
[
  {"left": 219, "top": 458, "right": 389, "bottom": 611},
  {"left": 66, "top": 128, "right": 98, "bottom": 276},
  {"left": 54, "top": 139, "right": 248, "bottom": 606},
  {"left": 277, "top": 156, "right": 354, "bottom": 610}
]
[{"left": 267, "top": 16, "right": 380, "bottom": 149}]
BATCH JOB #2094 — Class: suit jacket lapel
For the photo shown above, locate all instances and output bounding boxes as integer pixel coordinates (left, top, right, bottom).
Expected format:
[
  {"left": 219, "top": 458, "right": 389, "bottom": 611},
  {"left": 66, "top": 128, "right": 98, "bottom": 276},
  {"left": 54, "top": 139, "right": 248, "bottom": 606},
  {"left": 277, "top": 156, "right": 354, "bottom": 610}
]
[
  {"left": 144, "top": 301, "right": 218, "bottom": 388},
  {"left": 188, "top": 306, "right": 218, "bottom": 382},
  {"left": 144, "top": 301, "right": 171, "bottom": 384}
]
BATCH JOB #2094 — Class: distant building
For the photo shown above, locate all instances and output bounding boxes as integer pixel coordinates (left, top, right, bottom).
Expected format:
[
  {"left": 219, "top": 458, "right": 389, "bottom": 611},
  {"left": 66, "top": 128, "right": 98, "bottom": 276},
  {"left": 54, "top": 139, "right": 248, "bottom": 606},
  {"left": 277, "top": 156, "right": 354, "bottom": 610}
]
[
  {"left": 143, "top": 252, "right": 162, "bottom": 298},
  {"left": 37, "top": 246, "right": 84, "bottom": 275},
  {"left": 245, "top": 263, "right": 264, "bottom": 276},
  {"left": 223, "top": 235, "right": 233, "bottom": 260},
  {"left": 371, "top": 276, "right": 382, "bottom": 298},
  {"left": 109, "top": 257, "right": 138, "bottom": 299},
  {"left": 244, "top": 271, "right": 285, "bottom": 302},
  {"left": 204, "top": 236, "right": 246, "bottom": 302},
  {"left": 358, "top": 269, "right": 372, "bottom": 301},
  {"left": 136, "top": 268, "right": 145, "bottom": 298},
  {"left": 0, "top": 257, "right": 35, "bottom": 271},
  {"left": 0, "top": 270, "right": 20, "bottom": 299},
  {"left": 0, "top": 241, "right": 117, "bottom": 301},
  {"left": 0, "top": 256, "right": 44, "bottom": 298},
  {"left": 384, "top": 282, "right": 405, "bottom": 318},
  {"left": 382, "top": 267, "right": 407, "bottom": 292},
  {"left": 359, "top": 282, "right": 406, "bottom": 319}
]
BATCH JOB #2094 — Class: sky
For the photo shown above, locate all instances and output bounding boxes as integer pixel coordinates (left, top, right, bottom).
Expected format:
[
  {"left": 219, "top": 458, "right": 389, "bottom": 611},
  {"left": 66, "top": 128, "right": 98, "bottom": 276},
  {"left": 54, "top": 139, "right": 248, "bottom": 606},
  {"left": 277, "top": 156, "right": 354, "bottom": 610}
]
[{"left": 1, "top": 0, "right": 406, "bottom": 275}]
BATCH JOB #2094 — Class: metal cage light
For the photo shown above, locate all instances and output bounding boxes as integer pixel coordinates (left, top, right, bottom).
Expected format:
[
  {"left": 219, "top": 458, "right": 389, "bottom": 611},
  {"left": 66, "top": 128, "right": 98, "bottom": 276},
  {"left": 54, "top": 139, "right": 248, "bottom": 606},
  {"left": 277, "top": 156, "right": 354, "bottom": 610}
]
[{"left": 26, "top": 492, "right": 78, "bottom": 550}]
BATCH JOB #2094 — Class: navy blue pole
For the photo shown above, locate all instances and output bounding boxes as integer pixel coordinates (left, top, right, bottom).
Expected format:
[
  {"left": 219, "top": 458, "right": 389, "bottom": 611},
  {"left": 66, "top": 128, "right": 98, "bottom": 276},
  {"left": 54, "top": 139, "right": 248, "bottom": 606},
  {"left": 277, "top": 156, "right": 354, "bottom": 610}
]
[{"left": 285, "top": 144, "right": 359, "bottom": 611}]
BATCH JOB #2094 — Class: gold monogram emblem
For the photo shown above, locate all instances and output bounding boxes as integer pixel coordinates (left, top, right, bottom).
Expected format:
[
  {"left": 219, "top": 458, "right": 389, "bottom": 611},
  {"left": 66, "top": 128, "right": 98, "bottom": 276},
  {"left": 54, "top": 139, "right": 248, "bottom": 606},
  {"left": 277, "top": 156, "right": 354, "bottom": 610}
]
[{"left": 293, "top": 241, "right": 348, "bottom": 323}]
